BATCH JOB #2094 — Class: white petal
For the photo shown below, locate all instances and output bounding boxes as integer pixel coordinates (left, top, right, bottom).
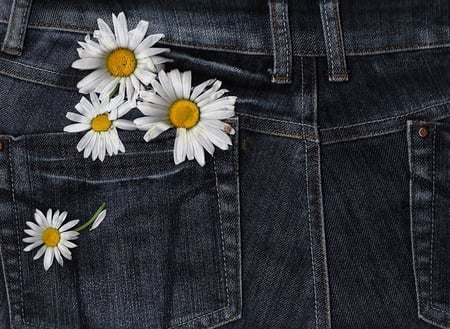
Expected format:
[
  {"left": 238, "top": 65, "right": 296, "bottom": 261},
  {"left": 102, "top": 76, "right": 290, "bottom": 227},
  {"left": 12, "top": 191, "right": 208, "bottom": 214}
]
[
  {"left": 61, "top": 231, "right": 80, "bottom": 239},
  {"left": 71, "top": 57, "right": 105, "bottom": 70},
  {"left": 151, "top": 79, "right": 174, "bottom": 103},
  {"left": 191, "top": 134, "right": 205, "bottom": 166},
  {"left": 54, "top": 248, "right": 64, "bottom": 266},
  {"left": 59, "top": 220, "right": 80, "bottom": 232},
  {"left": 98, "top": 77, "right": 121, "bottom": 101},
  {"left": 24, "top": 240, "right": 43, "bottom": 252},
  {"left": 90, "top": 210, "right": 107, "bottom": 231},
  {"left": 44, "top": 247, "right": 55, "bottom": 271},
  {"left": 135, "top": 47, "right": 170, "bottom": 60},
  {"left": 77, "top": 70, "right": 111, "bottom": 94},
  {"left": 24, "top": 229, "right": 42, "bottom": 237},
  {"left": 134, "top": 33, "right": 165, "bottom": 54},
  {"left": 54, "top": 211, "right": 68, "bottom": 229},
  {"left": 174, "top": 128, "right": 187, "bottom": 164},
  {"left": 34, "top": 209, "right": 47, "bottom": 227},
  {"left": 128, "top": 20, "right": 149, "bottom": 50},
  {"left": 46, "top": 209, "right": 53, "bottom": 226},
  {"left": 112, "top": 12, "right": 129, "bottom": 48},
  {"left": 58, "top": 244, "right": 72, "bottom": 260},
  {"left": 190, "top": 79, "right": 215, "bottom": 100},
  {"left": 33, "top": 245, "right": 47, "bottom": 260},
  {"left": 200, "top": 110, "right": 235, "bottom": 120},
  {"left": 168, "top": 69, "right": 183, "bottom": 99},
  {"left": 193, "top": 80, "right": 222, "bottom": 103},
  {"left": 181, "top": 71, "right": 192, "bottom": 99},
  {"left": 104, "top": 131, "right": 114, "bottom": 156},
  {"left": 26, "top": 221, "right": 43, "bottom": 232},
  {"left": 66, "top": 112, "right": 90, "bottom": 123},
  {"left": 158, "top": 70, "right": 177, "bottom": 100},
  {"left": 199, "top": 96, "right": 237, "bottom": 113},
  {"left": 114, "top": 119, "right": 136, "bottom": 130},
  {"left": 137, "top": 102, "right": 170, "bottom": 116},
  {"left": 98, "top": 134, "right": 106, "bottom": 161},
  {"left": 23, "top": 236, "right": 41, "bottom": 243},
  {"left": 83, "top": 132, "right": 97, "bottom": 158},
  {"left": 143, "top": 122, "right": 172, "bottom": 141},
  {"left": 64, "top": 123, "right": 91, "bottom": 133},
  {"left": 77, "top": 130, "right": 95, "bottom": 152},
  {"left": 133, "top": 68, "right": 156, "bottom": 86},
  {"left": 62, "top": 240, "right": 78, "bottom": 249},
  {"left": 51, "top": 210, "right": 60, "bottom": 226}
]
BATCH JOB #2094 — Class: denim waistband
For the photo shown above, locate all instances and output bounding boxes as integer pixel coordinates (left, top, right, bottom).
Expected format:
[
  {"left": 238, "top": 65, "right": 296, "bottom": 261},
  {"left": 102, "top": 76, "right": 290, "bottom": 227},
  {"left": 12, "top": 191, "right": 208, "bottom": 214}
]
[{"left": 1, "top": 0, "right": 450, "bottom": 57}]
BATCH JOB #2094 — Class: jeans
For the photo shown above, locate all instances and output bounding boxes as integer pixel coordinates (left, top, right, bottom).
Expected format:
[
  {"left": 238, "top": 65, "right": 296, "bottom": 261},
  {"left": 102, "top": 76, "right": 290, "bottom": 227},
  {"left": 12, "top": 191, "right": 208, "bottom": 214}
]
[{"left": 0, "top": 0, "right": 449, "bottom": 328}]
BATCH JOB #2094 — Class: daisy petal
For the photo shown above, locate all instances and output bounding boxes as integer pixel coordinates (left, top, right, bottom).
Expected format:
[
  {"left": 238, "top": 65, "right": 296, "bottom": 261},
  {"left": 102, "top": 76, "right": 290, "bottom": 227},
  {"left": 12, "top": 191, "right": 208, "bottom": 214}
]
[
  {"left": 143, "top": 122, "right": 172, "bottom": 141},
  {"left": 33, "top": 245, "right": 46, "bottom": 260},
  {"left": 128, "top": 20, "right": 149, "bottom": 50},
  {"left": 113, "top": 12, "right": 129, "bottom": 48},
  {"left": 43, "top": 247, "right": 54, "bottom": 271},
  {"left": 59, "top": 220, "right": 80, "bottom": 232}
]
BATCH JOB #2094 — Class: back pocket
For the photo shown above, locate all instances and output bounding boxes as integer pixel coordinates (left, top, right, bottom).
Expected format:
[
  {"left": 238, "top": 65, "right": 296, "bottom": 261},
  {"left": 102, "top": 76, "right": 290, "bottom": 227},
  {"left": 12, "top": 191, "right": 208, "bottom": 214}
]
[
  {"left": 0, "top": 122, "right": 241, "bottom": 329},
  {"left": 407, "top": 120, "right": 450, "bottom": 328}
]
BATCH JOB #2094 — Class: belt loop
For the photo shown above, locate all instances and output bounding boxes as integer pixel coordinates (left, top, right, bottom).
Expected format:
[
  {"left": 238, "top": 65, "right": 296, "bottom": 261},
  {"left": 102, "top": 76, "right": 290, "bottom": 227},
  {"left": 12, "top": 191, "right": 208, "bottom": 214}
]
[
  {"left": 319, "top": 0, "right": 349, "bottom": 82},
  {"left": 268, "top": 0, "right": 292, "bottom": 84},
  {"left": 1, "top": 0, "right": 33, "bottom": 56}
]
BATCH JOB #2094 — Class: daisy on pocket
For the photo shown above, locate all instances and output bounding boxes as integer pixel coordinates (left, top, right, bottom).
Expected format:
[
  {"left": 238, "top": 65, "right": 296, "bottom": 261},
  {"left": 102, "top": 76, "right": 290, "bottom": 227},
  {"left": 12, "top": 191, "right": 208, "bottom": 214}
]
[
  {"left": 134, "top": 69, "right": 237, "bottom": 167},
  {"left": 64, "top": 93, "right": 136, "bottom": 161},
  {"left": 72, "top": 12, "right": 171, "bottom": 105},
  {"left": 23, "top": 204, "right": 106, "bottom": 271}
]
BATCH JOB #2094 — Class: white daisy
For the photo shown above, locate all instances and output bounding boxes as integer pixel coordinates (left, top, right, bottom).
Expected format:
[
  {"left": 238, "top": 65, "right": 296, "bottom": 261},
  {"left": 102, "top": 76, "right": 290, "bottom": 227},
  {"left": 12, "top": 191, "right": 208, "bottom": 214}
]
[
  {"left": 23, "top": 209, "right": 80, "bottom": 271},
  {"left": 72, "top": 12, "right": 171, "bottom": 105},
  {"left": 64, "top": 93, "right": 136, "bottom": 161},
  {"left": 134, "top": 69, "right": 237, "bottom": 166}
]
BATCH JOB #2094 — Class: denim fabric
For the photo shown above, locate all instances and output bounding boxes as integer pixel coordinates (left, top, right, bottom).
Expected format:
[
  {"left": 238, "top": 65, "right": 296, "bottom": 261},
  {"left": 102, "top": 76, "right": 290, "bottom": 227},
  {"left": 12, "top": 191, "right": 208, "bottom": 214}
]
[{"left": 0, "top": 0, "right": 450, "bottom": 329}]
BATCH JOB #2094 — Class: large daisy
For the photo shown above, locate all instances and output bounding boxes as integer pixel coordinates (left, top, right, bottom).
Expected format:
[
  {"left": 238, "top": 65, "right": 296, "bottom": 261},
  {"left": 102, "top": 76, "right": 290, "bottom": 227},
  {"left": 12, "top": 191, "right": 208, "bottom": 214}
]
[
  {"left": 134, "top": 69, "right": 237, "bottom": 166},
  {"left": 23, "top": 209, "right": 80, "bottom": 271},
  {"left": 72, "top": 12, "right": 170, "bottom": 105},
  {"left": 64, "top": 93, "right": 136, "bottom": 161}
]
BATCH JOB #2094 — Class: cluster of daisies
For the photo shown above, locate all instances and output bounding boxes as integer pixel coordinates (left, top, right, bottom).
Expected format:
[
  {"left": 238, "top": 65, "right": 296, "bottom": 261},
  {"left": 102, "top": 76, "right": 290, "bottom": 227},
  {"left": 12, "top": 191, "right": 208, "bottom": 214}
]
[
  {"left": 64, "top": 12, "right": 237, "bottom": 166},
  {"left": 24, "top": 12, "right": 237, "bottom": 271}
]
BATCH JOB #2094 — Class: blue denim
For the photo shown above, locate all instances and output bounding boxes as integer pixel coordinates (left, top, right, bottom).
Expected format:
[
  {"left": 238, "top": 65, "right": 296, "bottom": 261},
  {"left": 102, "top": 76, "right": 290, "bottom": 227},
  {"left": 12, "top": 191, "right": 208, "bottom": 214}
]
[{"left": 0, "top": 0, "right": 450, "bottom": 328}]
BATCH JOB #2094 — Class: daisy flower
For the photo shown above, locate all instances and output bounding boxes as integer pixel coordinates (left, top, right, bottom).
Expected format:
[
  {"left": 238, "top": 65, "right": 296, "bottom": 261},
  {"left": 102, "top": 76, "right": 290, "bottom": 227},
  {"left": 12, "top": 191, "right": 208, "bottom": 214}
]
[
  {"left": 23, "top": 209, "right": 80, "bottom": 271},
  {"left": 64, "top": 93, "right": 136, "bottom": 161},
  {"left": 72, "top": 12, "right": 170, "bottom": 105},
  {"left": 134, "top": 69, "right": 237, "bottom": 166}
]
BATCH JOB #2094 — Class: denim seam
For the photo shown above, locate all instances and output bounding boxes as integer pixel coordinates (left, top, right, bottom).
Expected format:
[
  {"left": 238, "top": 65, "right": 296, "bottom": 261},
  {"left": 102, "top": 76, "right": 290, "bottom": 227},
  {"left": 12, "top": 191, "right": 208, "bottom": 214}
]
[
  {"left": 315, "top": 142, "right": 331, "bottom": 329},
  {"left": 301, "top": 56, "right": 319, "bottom": 329},
  {"left": 237, "top": 113, "right": 314, "bottom": 128},
  {"left": 212, "top": 156, "right": 231, "bottom": 307},
  {"left": 0, "top": 66, "right": 77, "bottom": 90},
  {"left": 321, "top": 0, "right": 335, "bottom": 75},
  {"left": 2, "top": 18, "right": 450, "bottom": 56},
  {"left": 0, "top": 56, "right": 77, "bottom": 76},
  {"left": 0, "top": 138, "right": 14, "bottom": 328},
  {"left": 167, "top": 156, "right": 231, "bottom": 329},
  {"left": 6, "top": 138, "right": 27, "bottom": 328},
  {"left": 428, "top": 126, "right": 449, "bottom": 316},
  {"left": 321, "top": 100, "right": 450, "bottom": 131},
  {"left": 281, "top": 2, "right": 290, "bottom": 80},
  {"left": 332, "top": 3, "right": 343, "bottom": 69}
]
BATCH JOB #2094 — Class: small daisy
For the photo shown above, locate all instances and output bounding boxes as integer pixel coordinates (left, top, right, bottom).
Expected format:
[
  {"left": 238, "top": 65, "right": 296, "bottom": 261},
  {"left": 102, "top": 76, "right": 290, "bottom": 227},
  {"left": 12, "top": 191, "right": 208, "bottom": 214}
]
[
  {"left": 134, "top": 69, "right": 236, "bottom": 166},
  {"left": 23, "top": 209, "right": 80, "bottom": 271},
  {"left": 72, "top": 12, "right": 170, "bottom": 105},
  {"left": 64, "top": 93, "right": 136, "bottom": 161}
]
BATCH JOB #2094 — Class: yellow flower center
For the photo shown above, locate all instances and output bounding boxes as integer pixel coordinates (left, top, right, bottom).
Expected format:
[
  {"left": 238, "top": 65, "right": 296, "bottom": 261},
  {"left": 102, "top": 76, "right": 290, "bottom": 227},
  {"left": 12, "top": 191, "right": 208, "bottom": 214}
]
[
  {"left": 42, "top": 228, "right": 60, "bottom": 247},
  {"left": 91, "top": 114, "right": 112, "bottom": 132},
  {"left": 106, "top": 48, "right": 137, "bottom": 77},
  {"left": 169, "top": 100, "right": 200, "bottom": 129}
]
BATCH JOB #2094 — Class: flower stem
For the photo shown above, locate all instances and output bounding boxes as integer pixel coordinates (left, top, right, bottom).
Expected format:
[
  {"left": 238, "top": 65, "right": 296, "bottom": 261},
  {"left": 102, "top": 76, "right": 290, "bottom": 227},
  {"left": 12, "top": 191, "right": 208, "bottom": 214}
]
[{"left": 75, "top": 203, "right": 106, "bottom": 232}]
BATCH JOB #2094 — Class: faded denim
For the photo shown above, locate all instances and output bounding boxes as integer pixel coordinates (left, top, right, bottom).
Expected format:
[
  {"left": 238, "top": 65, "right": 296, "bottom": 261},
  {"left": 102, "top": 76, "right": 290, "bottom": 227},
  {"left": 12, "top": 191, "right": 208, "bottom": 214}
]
[{"left": 0, "top": 0, "right": 450, "bottom": 328}]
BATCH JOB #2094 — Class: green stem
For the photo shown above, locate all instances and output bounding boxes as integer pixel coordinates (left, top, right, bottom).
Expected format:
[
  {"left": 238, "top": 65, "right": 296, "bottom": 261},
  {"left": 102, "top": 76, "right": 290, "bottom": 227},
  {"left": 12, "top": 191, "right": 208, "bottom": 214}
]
[
  {"left": 109, "top": 84, "right": 120, "bottom": 99},
  {"left": 75, "top": 203, "right": 106, "bottom": 232}
]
